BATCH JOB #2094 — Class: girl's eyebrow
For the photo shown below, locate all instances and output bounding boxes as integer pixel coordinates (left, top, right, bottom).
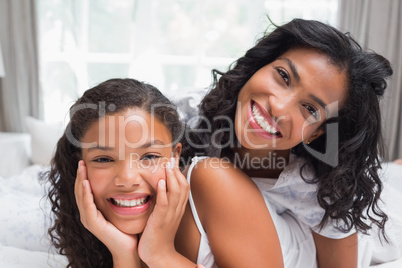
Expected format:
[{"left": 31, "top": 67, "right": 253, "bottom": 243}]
[
  {"left": 86, "top": 146, "right": 113, "bottom": 152},
  {"left": 139, "top": 139, "right": 167, "bottom": 148},
  {"left": 86, "top": 140, "right": 167, "bottom": 151},
  {"left": 277, "top": 57, "right": 300, "bottom": 82}
]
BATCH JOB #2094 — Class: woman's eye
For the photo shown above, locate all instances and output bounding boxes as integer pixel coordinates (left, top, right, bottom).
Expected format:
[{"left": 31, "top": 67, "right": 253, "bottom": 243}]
[
  {"left": 276, "top": 67, "right": 290, "bottom": 85},
  {"left": 93, "top": 157, "right": 113, "bottom": 163},
  {"left": 304, "top": 105, "right": 320, "bottom": 121}
]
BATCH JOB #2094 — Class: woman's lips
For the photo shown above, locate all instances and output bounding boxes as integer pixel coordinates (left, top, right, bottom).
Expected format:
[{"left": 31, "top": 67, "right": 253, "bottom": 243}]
[{"left": 248, "top": 100, "right": 282, "bottom": 139}]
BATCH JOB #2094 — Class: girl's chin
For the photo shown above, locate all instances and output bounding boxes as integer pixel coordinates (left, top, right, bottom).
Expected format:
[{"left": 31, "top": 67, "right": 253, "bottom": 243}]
[{"left": 114, "top": 221, "right": 146, "bottom": 235}]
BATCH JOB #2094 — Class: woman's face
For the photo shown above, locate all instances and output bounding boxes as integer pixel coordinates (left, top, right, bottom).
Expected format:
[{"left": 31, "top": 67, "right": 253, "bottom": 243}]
[
  {"left": 235, "top": 47, "right": 347, "bottom": 151},
  {"left": 81, "top": 108, "right": 181, "bottom": 235}
]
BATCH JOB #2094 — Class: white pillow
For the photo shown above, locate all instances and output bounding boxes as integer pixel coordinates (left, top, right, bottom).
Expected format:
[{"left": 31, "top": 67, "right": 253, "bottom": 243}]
[{"left": 25, "top": 116, "right": 63, "bottom": 166}]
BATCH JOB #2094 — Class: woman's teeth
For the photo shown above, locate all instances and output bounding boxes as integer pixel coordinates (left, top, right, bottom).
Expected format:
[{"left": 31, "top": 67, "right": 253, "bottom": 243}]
[
  {"left": 252, "top": 104, "right": 279, "bottom": 135},
  {"left": 111, "top": 196, "right": 149, "bottom": 207}
]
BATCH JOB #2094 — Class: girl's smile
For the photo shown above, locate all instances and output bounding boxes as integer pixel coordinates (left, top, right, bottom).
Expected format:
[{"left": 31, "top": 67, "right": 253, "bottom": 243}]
[{"left": 108, "top": 194, "right": 152, "bottom": 216}]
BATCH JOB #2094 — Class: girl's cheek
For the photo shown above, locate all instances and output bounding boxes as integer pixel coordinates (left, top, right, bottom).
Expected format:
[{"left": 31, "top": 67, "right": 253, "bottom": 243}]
[
  {"left": 142, "top": 164, "right": 166, "bottom": 189},
  {"left": 86, "top": 169, "right": 109, "bottom": 191}
]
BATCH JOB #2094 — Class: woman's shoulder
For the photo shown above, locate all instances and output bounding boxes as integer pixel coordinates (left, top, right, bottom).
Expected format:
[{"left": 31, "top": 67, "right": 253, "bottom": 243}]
[
  {"left": 187, "top": 156, "right": 263, "bottom": 216},
  {"left": 183, "top": 157, "right": 284, "bottom": 267},
  {"left": 189, "top": 156, "right": 254, "bottom": 186}
]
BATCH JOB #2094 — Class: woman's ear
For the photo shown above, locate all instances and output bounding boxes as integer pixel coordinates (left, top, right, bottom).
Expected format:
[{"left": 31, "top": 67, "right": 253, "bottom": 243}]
[
  {"left": 173, "top": 143, "right": 182, "bottom": 164},
  {"left": 306, "top": 128, "right": 325, "bottom": 144}
]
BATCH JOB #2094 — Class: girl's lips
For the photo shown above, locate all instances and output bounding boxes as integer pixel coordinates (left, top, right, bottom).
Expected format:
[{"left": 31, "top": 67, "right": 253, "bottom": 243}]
[
  {"left": 110, "top": 193, "right": 150, "bottom": 200},
  {"left": 248, "top": 100, "right": 282, "bottom": 139},
  {"left": 107, "top": 194, "right": 153, "bottom": 216}
]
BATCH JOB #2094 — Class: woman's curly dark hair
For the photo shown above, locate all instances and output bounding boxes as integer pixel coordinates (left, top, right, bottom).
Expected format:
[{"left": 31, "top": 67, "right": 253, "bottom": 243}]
[
  {"left": 182, "top": 18, "right": 393, "bottom": 238},
  {"left": 41, "top": 78, "right": 184, "bottom": 268}
]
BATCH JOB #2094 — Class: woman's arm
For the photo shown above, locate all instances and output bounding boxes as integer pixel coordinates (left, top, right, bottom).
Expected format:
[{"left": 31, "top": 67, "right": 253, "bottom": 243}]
[
  {"left": 190, "top": 158, "right": 284, "bottom": 268},
  {"left": 313, "top": 231, "right": 358, "bottom": 268}
]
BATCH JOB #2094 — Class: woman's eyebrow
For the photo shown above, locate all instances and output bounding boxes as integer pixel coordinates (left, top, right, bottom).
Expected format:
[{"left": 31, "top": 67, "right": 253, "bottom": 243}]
[
  {"left": 277, "top": 57, "right": 328, "bottom": 110},
  {"left": 277, "top": 57, "right": 300, "bottom": 82},
  {"left": 309, "top": 94, "right": 327, "bottom": 110}
]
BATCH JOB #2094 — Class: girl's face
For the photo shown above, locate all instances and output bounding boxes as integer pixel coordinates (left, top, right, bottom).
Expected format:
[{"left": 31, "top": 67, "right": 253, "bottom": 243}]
[
  {"left": 235, "top": 47, "right": 347, "bottom": 151},
  {"left": 81, "top": 108, "right": 181, "bottom": 235}
]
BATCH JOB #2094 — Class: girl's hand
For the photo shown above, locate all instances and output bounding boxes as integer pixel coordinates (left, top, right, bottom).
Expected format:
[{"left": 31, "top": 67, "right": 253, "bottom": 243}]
[
  {"left": 74, "top": 160, "right": 141, "bottom": 267},
  {"left": 138, "top": 157, "right": 190, "bottom": 267}
]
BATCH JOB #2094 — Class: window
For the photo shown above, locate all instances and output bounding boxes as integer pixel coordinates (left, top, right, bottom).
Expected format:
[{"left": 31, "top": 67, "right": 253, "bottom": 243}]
[{"left": 37, "top": 0, "right": 338, "bottom": 123}]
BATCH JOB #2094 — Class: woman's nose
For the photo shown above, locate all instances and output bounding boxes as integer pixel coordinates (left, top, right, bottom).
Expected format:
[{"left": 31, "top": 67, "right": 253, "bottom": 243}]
[
  {"left": 268, "top": 94, "right": 293, "bottom": 123},
  {"left": 114, "top": 161, "right": 142, "bottom": 187}
]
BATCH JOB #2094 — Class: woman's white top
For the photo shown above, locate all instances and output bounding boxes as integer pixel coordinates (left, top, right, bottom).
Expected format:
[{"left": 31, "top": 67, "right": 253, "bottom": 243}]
[
  {"left": 187, "top": 156, "right": 218, "bottom": 268},
  {"left": 186, "top": 156, "right": 402, "bottom": 268}
]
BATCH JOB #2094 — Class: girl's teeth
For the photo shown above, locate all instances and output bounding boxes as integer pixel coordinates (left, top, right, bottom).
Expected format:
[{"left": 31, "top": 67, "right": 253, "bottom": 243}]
[
  {"left": 112, "top": 196, "right": 149, "bottom": 207},
  {"left": 252, "top": 104, "right": 279, "bottom": 135}
]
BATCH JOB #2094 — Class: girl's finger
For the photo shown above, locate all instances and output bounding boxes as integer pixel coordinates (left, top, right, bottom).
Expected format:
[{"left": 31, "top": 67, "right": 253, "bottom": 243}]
[
  {"left": 165, "top": 157, "right": 181, "bottom": 204},
  {"left": 73, "top": 161, "right": 98, "bottom": 226},
  {"left": 74, "top": 160, "right": 87, "bottom": 206},
  {"left": 81, "top": 179, "right": 98, "bottom": 222},
  {"left": 170, "top": 164, "right": 190, "bottom": 212},
  {"left": 172, "top": 164, "right": 189, "bottom": 189},
  {"left": 156, "top": 179, "right": 168, "bottom": 208}
]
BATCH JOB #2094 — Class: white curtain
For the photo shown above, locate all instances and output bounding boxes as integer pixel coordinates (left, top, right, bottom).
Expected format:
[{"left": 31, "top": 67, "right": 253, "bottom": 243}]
[
  {"left": 0, "top": 0, "right": 40, "bottom": 132},
  {"left": 338, "top": 0, "right": 402, "bottom": 160}
]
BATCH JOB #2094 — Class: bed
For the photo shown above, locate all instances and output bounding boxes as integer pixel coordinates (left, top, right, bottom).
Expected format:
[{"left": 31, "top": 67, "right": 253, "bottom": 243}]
[
  {"left": 0, "top": 108, "right": 401, "bottom": 268},
  {"left": 0, "top": 117, "right": 68, "bottom": 267}
]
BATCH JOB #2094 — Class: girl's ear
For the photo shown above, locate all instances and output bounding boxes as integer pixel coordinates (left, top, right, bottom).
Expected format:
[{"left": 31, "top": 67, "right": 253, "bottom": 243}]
[{"left": 173, "top": 142, "right": 182, "bottom": 163}]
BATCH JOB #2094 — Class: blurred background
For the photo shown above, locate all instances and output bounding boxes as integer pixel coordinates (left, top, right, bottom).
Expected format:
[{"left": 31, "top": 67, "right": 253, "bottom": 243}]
[
  {"left": 0, "top": 0, "right": 401, "bottom": 160},
  {"left": 35, "top": 0, "right": 338, "bottom": 123}
]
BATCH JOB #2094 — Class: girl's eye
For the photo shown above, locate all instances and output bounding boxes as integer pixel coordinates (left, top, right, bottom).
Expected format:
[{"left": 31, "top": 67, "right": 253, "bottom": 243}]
[
  {"left": 140, "top": 154, "right": 162, "bottom": 167},
  {"left": 276, "top": 67, "right": 290, "bottom": 85},
  {"left": 93, "top": 157, "right": 113, "bottom": 163},
  {"left": 141, "top": 154, "right": 161, "bottom": 161},
  {"left": 304, "top": 104, "right": 320, "bottom": 121}
]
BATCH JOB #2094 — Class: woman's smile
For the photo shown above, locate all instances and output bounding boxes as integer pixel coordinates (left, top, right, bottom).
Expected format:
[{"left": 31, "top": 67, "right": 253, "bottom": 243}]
[{"left": 249, "top": 100, "right": 282, "bottom": 138}]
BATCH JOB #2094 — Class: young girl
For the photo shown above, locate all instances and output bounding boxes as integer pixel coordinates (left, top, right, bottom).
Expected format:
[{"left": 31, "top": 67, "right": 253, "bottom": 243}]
[
  {"left": 45, "top": 78, "right": 283, "bottom": 267},
  {"left": 181, "top": 18, "right": 402, "bottom": 267},
  {"left": 45, "top": 78, "right": 193, "bottom": 267}
]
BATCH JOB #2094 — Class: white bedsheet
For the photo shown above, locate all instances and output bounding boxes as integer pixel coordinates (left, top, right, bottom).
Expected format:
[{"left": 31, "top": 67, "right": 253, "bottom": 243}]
[
  {"left": 0, "top": 243, "right": 67, "bottom": 268},
  {"left": 0, "top": 165, "right": 68, "bottom": 267}
]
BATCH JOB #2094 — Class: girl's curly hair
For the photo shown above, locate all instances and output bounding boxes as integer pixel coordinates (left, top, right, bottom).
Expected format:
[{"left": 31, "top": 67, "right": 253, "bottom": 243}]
[
  {"left": 41, "top": 78, "right": 184, "bottom": 267},
  {"left": 182, "top": 18, "right": 392, "bottom": 238}
]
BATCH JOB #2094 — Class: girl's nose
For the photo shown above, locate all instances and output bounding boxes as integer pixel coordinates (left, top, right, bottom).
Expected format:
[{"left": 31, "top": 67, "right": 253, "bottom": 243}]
[{"left": 114, "top": 161, "right": 142, "bottom": 187}]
